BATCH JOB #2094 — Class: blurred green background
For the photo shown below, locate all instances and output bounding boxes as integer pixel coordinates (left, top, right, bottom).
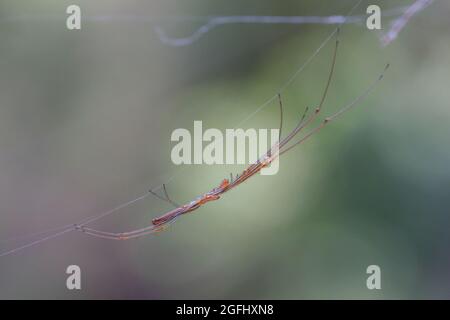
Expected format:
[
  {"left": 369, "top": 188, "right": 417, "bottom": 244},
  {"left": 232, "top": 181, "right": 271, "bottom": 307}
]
[{"left": 1, "top": 0, "right": 449, "bottom": 299}]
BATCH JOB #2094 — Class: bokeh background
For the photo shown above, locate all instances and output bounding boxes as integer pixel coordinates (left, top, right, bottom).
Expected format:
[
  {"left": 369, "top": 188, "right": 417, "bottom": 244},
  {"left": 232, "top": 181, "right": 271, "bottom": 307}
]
[{"left": 1, "top": 0, "right": 449, "bottom": 299}]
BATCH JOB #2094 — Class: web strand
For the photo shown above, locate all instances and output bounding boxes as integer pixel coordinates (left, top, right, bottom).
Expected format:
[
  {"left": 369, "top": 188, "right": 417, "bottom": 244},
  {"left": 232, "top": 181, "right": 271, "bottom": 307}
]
[{"left": 154, "top": 5, "right": 407, "bottom": 47}]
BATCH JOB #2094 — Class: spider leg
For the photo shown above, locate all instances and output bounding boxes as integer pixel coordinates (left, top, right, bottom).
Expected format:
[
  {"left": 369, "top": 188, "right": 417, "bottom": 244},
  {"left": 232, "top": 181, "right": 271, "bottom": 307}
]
[
  {"left": 149, "top": 183, "right": 180, "bottom": 208},
  {"left": 278, "top": 29, "right": 340, "bottom": 152},
  {"left": 277, "top": 93, "right": 283, "bottom": 142},
  {"left": 279, "top": 63, "right": 389, "bottom": 156}
]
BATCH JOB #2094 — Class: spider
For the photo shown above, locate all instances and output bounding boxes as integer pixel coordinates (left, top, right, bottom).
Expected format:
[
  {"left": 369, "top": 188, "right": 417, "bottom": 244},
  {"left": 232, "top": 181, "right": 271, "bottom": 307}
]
[{"left": 74, "top": 33, "right": 389, "bottom": 240}]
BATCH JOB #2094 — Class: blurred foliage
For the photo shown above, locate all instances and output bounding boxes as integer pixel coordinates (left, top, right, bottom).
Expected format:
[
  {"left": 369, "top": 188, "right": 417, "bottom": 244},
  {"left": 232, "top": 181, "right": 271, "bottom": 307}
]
[{"left": 0, "top": 0, "right": 449, "bottom": 299}]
